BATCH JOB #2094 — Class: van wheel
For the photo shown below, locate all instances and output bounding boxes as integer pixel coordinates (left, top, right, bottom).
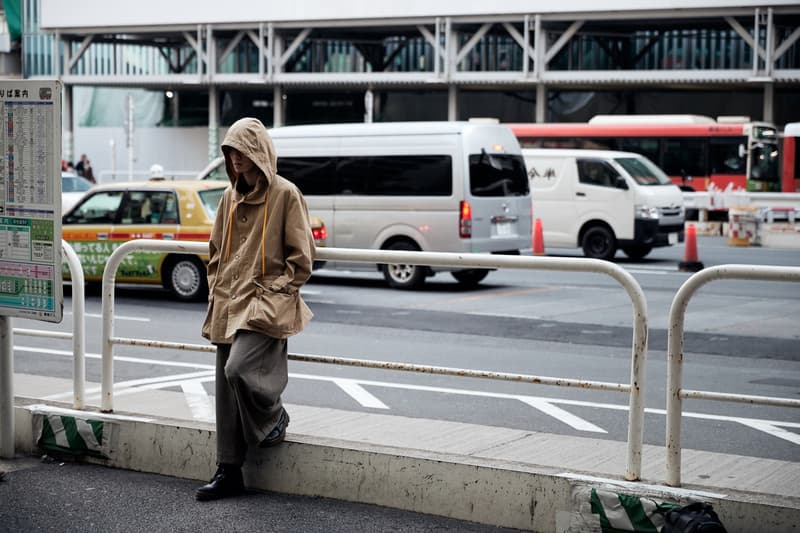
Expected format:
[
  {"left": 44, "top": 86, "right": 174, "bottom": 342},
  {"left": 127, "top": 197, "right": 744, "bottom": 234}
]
[
  {"left": 621, "top": 245, "right": 653, "bottom": 260},
  {"left": 163, "top": 255, "right": 208, "bottom": 301},
  {"left": 451, "top": 269, "right": 489, "bottom": 288},
  {"left": 382, "top": 242, "right": 426, "bottom": 290},
  {"left": 581, "top": 226, "right": 616, "bottom": 260}
]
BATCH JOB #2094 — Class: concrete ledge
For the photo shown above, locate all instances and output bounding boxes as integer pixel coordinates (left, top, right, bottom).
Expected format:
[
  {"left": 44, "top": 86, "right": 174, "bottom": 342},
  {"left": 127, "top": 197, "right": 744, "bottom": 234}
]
[{"left": 12, "top": 398, "right": 800, "bottom": 533}]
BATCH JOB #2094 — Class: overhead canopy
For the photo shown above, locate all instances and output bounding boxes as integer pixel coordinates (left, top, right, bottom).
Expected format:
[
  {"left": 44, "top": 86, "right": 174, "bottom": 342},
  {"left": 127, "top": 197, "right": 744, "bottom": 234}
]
[{"left": 39, "top": 0, "right": 800, "bottom": 30}]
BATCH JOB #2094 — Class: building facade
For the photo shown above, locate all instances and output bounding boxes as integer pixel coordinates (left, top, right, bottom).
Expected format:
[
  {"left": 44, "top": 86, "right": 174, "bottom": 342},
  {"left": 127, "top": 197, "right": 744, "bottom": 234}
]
[{"left": 22, "top": 0, "right": 800, "bottom": 175}]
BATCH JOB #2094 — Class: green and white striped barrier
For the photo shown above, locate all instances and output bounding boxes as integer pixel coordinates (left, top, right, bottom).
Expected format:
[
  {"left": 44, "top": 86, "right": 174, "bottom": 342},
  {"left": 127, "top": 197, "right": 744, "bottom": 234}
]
[
  {"left": 590, "top": 488, "right": 680, "bottom": 533},
  {"left": 36, "top": 414, "right": 105, "bottom": 458}
]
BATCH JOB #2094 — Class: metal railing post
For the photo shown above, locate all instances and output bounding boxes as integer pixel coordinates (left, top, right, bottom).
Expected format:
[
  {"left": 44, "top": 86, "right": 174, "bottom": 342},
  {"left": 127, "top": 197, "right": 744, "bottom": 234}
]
[
  {"left": 62, "top": 240, "right": 86, "bottom": 409},
  {"left": 666, "top": 264, "right": 800, "bottom": 486},
  {"left": 0, "top": 316, "right": 13, "bottom": 458}
]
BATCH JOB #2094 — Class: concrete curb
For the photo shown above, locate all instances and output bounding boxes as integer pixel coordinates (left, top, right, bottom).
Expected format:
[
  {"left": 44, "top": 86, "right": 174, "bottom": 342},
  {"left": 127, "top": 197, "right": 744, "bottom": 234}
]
[{"left": 12, "top": 399, "right": 800, "bottom": 532}]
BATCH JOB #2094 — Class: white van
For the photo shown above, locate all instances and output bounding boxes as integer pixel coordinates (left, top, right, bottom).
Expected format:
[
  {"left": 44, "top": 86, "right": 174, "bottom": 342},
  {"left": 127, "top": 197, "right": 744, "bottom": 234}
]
[
  {"left": 522, "top": 148, "right": 684, "bottom": 260},
  {"left": 199, "top": 121, "right": 532, "bottom": 288}
]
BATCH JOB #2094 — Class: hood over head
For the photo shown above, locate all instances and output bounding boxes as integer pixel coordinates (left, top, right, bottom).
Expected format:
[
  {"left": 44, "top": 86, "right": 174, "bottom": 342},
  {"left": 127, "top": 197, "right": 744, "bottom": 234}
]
[{"left": 220, "top": 117, "right": 277, "bottom": 188}]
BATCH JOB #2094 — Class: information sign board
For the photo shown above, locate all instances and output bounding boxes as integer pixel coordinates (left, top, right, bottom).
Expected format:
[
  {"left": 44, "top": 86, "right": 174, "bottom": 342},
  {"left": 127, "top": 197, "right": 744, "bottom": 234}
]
[{"left": 0, "top": 80, "right": 62, "bottom": 322}]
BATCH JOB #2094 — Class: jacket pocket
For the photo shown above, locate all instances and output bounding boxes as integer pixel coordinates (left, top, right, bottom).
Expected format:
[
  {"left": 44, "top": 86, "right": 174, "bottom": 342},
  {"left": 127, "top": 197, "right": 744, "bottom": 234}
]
[{"left": 245, "top": 286, "right": 297, "bottom": 337}]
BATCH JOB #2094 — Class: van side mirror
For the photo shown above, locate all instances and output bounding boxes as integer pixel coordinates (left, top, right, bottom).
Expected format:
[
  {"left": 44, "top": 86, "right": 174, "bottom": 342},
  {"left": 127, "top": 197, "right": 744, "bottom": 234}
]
[{"left": 615, "top": 176, "right": 629, "bottom": 190}]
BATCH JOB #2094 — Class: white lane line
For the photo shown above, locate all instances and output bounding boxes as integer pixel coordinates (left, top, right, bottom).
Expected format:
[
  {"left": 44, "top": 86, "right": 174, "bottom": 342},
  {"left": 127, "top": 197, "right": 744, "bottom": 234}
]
[
  {"left": 15, "top": 345, "right": 213, "bottom": 370},
  {"left": 624, "top": 268, "right": 670, "bottom": 275},
  {"left": 333, "top": 378, "right": 389, "bottom": 409},
  {"left": 18, "top": 347, "right": 799, "bottom": 440},
  {"left": 736, "top": 420, "right": 800, "bottom": 446},
  {"left": 45, "top": 370, "right": 216, "bottom": 400},
  {"left": 517, "top": 397, "right": 606, "bottom": 433},
  {"left": 181, "top": 380, "right": 215, "bottom": 422},
  {"left": 63, "top": 312, "right": 151, "bottom": 322}
]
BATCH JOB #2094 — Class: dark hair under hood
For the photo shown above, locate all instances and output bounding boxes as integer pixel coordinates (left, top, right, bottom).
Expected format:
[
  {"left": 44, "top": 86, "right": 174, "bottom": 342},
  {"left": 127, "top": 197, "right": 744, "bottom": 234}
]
[{"left": 220, "top": 117, "right": 277, "bottom": 188}]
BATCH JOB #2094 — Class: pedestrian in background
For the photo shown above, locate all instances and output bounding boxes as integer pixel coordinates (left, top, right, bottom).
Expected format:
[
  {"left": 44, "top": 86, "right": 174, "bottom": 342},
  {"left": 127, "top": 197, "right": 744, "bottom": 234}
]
[
  {"left": 74, "top": 153, "right": 89, "bottom": 176},
  {"left": 197, "top": 117, "right": 315, "bottom": 501}
]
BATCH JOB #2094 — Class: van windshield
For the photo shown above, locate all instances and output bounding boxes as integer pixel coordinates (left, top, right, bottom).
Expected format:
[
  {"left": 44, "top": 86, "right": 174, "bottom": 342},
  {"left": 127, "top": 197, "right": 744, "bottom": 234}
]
[
  {"left": 614, "top": 157, "right": 673, "bottom": 186},
  {"left": 469, "top": 153, "right": 529, "bottom": 197}
]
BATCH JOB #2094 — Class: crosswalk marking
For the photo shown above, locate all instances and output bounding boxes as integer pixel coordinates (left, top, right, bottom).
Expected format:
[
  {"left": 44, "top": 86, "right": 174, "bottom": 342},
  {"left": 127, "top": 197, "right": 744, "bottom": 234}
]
[{"left": 333, "top": 378, "right": 389, "bottom": 409}]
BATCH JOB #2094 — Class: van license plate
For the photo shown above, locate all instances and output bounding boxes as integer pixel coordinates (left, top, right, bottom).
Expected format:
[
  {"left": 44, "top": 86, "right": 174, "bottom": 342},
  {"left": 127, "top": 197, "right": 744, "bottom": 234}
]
[
  {"left": 494, "top": 222, "right": 514, "bottom": 237},
  {"left": 668, "top": 232, "right": 678, "bottom": 244}
]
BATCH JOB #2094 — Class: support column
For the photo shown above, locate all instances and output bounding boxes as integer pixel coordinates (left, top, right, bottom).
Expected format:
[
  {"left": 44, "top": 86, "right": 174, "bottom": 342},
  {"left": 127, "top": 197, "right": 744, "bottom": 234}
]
[
  {"left": 448, "top": 85, "right": 458, "bottom": 121},
  {"left": 208, "top": 85, "right": 219, "bottom": 162},
  {"left": 0, "top": 317, "right": 14, "bottom": 458},
  {"left": 762, "top": 82, "right": 774, "bottom": 123},
  {"left": 364, "top": 89, "right": 374, "bottom": 123},
  {"left": 63, "top": 85, "right": 74, "bottom": 167},
  {"left": 273, "top": 86, "right": 283, "bottom": 127},
  {"left": 535, "top": 84, "right": 546, "bottom": 123}
]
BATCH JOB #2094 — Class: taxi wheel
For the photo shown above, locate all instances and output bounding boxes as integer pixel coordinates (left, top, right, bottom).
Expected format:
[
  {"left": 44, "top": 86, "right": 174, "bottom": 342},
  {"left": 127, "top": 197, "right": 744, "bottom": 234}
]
[
  {"left": 163, "top": 255, "right": 208, "bottom": 302},
  {"left": 381, "top": 241, "right": 426, "bottom": 290}
]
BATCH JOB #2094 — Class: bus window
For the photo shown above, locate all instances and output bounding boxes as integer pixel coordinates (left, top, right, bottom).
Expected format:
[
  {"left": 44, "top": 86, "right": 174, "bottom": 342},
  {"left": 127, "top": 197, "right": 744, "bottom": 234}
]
[
  {"left": 662, "top": 138, "right": 707, "bottom": 178},
  {"left": 709, "top": 137, "right": 746, "bottom": 174},
  {"left": 618, "top": 138, "right": 660, "bottom": 167},
  {"left": 749, "top": 142, "right": 780, "bottom": 191}
]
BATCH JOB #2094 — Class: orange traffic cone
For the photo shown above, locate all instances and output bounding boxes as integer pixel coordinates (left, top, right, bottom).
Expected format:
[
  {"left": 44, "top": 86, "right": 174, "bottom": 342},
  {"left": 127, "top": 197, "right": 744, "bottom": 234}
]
[
  {"left": 532, "top": 218, "right": 545, "bottom": 256},
  {"left": 678, "top": 224, "right": 704, "bottom": 272}
]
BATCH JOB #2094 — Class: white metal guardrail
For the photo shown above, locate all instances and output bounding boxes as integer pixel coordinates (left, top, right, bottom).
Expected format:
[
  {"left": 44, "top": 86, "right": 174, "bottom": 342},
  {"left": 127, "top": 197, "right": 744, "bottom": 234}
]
[
  {"left": 11, "top": 241, "right": 87, "bottom": 408},
  {"left": 665, "top": 264, "right": 800, "bottom": 487},
  {"left": 0, "top": 241, "right": 87, "bottom": 458},
  {"left": 98, "top": 240, "right": 651, "bottom": 480}
]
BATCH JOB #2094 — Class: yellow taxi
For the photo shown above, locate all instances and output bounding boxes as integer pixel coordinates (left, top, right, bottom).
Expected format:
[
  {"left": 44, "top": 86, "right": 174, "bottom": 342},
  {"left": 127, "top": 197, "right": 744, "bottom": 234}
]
[{"left": 62, "top": 179, "right": 327, "bottom": 301}]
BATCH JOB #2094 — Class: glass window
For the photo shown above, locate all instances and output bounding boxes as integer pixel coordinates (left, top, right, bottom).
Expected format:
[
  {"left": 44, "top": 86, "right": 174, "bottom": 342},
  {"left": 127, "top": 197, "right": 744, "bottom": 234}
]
[
  {"left": 615, "top": 157, "right": 672, "bottom": 186},
  {"left": 577, "top": 159, "right": 621, "bottom": 188},
  {"left": 468, "top": 152, "right": 528, "bottom": 197},
  {"left": 618, "top": 138, "right": 661, "bottom": 166},
  {"left": 63, "top": 191, "right": 124, "bottom": 224},
  {"left": 662, "top": 138, "right": 707, "bottom": 177},
  {"left": 278, "top": 157, "right": 337, "bottom": 195},
  {"left": 336, "top": 155, "right": 453, "bottom": 196},
  {"left": 119, "top": 191, "right": 152, "bottom": 224},
  {"left": 134, "top": 191, "right": 179, "bottom": 224},
  {"left": 62, "top": 174, "right": 93, "bottom": 193},
  {"left": 709, "top": 137, "right": 746, "bottom": 174},
  {"left": 198, "top": 188, "right": 224, "bottom": 219},
  {"left": 749, "top": 142, "right": 780, "bottom": 191}
]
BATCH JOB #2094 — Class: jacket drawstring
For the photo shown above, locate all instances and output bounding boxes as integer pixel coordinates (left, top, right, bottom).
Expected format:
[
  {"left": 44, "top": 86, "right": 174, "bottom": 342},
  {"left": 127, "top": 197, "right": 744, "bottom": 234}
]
[
  {"left": 260, "top": 192, "right": 269, "bottom": 274},
  {"left": 223, "top": 191, "right": 269, "bottom": 274},
  {"left": 223, "top": 200, "right": 237, "bottom": 261}
]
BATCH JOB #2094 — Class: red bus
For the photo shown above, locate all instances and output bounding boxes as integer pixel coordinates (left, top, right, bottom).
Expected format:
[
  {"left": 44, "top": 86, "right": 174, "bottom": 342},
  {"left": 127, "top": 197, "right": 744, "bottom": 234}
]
[
  {"left": 507, "top": 115, "right": 782, "bottom": 192},
  {"left": 781, "top": 123, "right": 800, "bottom": 193}
]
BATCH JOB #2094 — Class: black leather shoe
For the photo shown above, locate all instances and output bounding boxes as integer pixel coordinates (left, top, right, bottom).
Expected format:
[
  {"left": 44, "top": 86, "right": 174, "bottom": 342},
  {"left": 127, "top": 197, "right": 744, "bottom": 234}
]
[
  {"left": 195, "top": 464, "right": 244, "bottom": 501},
  {"left": 259, "top": 408, "right": 290, "bottom": 448}
]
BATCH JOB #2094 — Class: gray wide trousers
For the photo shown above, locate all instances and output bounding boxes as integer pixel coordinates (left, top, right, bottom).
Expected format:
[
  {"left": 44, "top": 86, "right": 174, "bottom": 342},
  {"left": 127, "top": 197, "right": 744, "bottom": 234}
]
[{"left": 215, "top": 330, "right": 288, "bottom": 466}]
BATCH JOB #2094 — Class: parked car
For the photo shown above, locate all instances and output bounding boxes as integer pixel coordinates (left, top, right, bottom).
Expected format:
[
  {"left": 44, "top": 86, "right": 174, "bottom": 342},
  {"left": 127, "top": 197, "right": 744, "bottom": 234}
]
[
  {"left": 61, "top": 171, "right": 94, "bottom": 213},
  {"left": 62, "top": 178, "right": 327, "bottom": 301}
]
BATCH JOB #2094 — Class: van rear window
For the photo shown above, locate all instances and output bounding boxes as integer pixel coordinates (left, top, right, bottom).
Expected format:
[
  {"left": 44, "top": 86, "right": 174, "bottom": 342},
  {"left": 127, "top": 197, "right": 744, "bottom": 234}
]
[{"left": 468, "top": 153, "right": 529, "bottom": 197}]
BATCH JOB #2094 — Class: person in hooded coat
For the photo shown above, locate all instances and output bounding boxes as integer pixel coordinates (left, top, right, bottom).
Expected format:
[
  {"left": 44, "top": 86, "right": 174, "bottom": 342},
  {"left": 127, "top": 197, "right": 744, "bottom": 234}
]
[{"left": 197, "top": 117, "right": 315, "bottom": 501}]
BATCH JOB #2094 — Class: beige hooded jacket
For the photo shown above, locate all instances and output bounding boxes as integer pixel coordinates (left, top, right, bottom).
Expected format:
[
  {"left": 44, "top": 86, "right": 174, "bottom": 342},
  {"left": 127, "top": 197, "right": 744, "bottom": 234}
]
[{"left": 201, "top": 118, "right": 314, "bottom": 343}]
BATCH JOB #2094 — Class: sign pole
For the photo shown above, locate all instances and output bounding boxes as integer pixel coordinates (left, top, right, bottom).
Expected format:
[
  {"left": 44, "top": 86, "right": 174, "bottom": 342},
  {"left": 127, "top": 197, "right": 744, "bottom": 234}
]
[{"left": 0, "top": 316, "right": 13, "bottom": 458}]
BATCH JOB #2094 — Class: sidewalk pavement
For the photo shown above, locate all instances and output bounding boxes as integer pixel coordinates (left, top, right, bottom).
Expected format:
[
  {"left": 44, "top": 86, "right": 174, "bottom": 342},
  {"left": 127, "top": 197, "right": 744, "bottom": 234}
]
[
  {"left": 0, "top": 456, "right": 520, "bottom": 533},
  {"left": 6, "top": 373, "right": 800, "bottom": 532}
]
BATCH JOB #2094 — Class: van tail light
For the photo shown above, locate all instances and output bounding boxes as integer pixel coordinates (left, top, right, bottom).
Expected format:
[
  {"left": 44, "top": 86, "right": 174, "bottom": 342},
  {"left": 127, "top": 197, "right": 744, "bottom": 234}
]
[
  {"left": 312, "top": 226, "right": 327, "bottom": 241},
  {"left": 459, "top": 200, "right": 472, "bottom": 238}
]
